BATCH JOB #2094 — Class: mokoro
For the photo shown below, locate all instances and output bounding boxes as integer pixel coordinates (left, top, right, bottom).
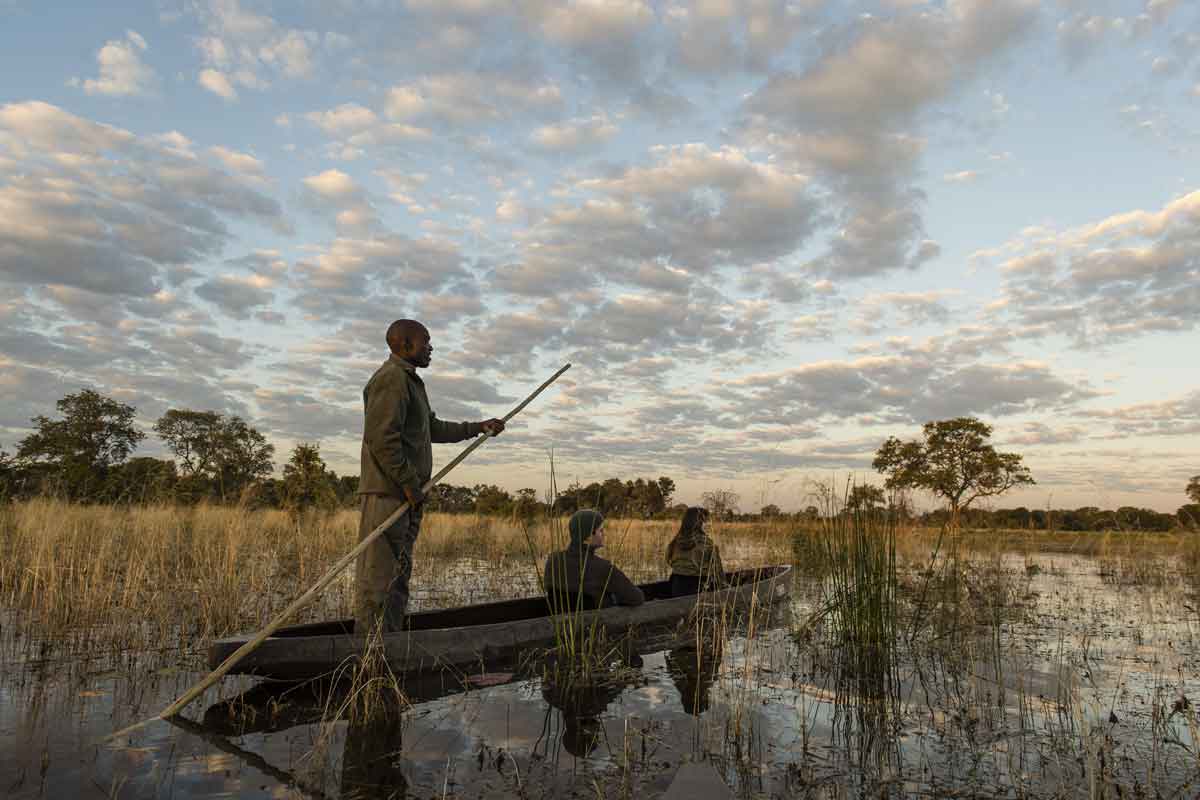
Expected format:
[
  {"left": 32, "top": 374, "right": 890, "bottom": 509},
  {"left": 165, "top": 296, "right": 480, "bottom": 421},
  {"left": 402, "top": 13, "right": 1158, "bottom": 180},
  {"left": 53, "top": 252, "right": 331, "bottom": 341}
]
[{"left": 209, "top": 565, "right": 793, "bottom": 680}]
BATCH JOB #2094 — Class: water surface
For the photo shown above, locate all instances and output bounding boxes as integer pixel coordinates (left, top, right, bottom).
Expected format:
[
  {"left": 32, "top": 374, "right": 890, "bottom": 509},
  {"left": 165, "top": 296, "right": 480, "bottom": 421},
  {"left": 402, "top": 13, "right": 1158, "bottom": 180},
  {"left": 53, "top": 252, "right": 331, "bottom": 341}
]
[{"left": 4, "top": 552, "right": 1200, "bottom": 798}]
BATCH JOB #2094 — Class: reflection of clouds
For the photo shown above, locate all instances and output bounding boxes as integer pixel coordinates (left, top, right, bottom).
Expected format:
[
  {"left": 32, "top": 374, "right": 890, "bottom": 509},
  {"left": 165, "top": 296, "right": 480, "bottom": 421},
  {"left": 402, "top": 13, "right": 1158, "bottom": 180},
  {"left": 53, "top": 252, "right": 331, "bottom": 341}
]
[{"left": 16, "top": 550, "right": 1200, "bottom": 797}]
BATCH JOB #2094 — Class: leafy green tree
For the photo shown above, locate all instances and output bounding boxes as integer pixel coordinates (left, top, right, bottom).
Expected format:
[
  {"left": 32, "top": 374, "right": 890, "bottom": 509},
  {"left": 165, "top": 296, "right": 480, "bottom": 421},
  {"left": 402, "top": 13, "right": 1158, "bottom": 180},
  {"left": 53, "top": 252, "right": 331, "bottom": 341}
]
[
  {"left": 1115, "top": 506, "right": 1174, "bottom": 532},
  {"left": 844, "top": 484, "right": 886, "bottom": 516},
  {"left": 102, "top": 457, "right": 178, "bottom": 504},
  {"left": 656, "top": 476, "right": 676, "bottom": 507},
  {"left": 513, "top": 487, "right": 542, "bottom": 521},
  {"left": 16, "top": 389, "right": 145, "bottom": 500},
  {"left": 553, "top": 476, "right": 679, "bottom": 517},
  {"left": 873, "top": 417, "right": 1034, "bottom": 525},
  {"left": 425, "top": 483, "right": 476, "bottom": 513},
  {"left": 153, "top": 410, "right": 223, "bottom": 477},
  {"left": 1188, "top": 475, "right": 1200, "bottom": 504},
  {"left": 598, "top": 478, "right": 628, "bottom": 514},
  {"left": 473, "top": 484, "right": 514, "bottom": 515},
  {"left": 250, "top": 478, "right": 284, "bottom": 509},
  {"left": 626, "top": 477, "right": 672, "bottom": 517},
  {"left": 334, "top": 474, "right": 360, "bottom": 507},
  {"left": 213, "top": 417, "right": 274, "bottom": 502},
  {"left": 281, "top": 442, "right": 337, "bottom": 510},
  {"left": 155, "top": 409, "right": 274, "bottom": 502},
  {"left": 760, "top": 503, "right": 783, "bottom": 518}
]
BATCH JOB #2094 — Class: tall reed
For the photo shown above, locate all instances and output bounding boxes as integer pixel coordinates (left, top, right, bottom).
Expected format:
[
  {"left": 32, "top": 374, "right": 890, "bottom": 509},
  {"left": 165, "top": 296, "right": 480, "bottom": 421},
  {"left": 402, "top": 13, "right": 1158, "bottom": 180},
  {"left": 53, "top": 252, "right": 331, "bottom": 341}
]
[{"left": 820, "top": 509, "right": 900, "bottom": 708}]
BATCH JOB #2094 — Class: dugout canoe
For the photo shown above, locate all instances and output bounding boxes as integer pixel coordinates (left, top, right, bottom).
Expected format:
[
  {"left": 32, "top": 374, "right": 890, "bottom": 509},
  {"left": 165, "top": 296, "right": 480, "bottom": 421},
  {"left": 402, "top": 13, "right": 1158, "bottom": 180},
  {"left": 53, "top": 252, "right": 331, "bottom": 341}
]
[{"left": 208, "top": 564, "right": 793, "bottom": 680}]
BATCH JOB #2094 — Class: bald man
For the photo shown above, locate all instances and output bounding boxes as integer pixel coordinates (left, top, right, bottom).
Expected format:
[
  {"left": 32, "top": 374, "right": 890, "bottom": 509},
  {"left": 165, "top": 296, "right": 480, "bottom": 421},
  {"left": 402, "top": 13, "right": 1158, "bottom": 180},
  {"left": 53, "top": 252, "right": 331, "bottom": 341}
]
[{"left": 357, "top": 319, "right": 505, "bottom": 632}]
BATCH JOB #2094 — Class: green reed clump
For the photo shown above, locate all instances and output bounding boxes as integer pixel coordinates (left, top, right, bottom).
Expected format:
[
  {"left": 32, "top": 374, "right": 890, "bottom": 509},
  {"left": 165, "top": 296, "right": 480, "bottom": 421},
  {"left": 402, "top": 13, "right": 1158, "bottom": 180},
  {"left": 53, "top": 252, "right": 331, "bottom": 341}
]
[{"left": 818, "top": 509, "right": 900, "bottom": 710}]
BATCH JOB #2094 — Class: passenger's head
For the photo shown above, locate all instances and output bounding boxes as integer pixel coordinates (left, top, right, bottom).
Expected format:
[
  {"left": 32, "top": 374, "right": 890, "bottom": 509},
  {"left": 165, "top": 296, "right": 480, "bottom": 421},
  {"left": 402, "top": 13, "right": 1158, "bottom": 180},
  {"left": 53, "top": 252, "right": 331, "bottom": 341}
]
[
  {"left": 677, "top": 506, "right": 709, "bottom": 542},
  {"left": 386, "top": 319, "right": 432, "bottom": 367},
  {"left": 568, "top": 508, "right": 605, "bottom": 549}
]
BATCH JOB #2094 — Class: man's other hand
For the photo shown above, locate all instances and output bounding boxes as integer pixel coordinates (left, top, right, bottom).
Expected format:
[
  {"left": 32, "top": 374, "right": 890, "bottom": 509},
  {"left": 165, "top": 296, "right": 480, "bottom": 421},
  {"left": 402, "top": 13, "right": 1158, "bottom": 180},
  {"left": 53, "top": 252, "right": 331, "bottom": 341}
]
[
  {"left": 404, "top": 484, "right": 423, "bottom": 507},
  {"left": 480, "top": 418, "right": 506, "bottom": 436}
]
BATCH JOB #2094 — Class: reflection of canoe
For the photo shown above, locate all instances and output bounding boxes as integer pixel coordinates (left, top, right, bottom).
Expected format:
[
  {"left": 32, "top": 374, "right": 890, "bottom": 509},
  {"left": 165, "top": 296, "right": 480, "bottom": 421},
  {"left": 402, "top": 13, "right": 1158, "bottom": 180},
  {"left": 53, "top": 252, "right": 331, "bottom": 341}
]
[
  {"left": 209, "top": 565, "right": 792, "bottom": 680},
  {"left": 200, "top": 668, "right": 528, "bottom": 736}
]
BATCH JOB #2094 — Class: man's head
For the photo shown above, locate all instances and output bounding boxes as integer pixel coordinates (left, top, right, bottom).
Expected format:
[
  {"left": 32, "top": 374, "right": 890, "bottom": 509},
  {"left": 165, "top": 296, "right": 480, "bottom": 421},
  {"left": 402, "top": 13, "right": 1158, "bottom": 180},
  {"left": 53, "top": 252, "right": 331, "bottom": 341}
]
[
  {"left": 386, "top": 319, "right": 432, "bottom": 368},
  {"left": 568, "top": 509, "right": 605, "bottom": 549}
]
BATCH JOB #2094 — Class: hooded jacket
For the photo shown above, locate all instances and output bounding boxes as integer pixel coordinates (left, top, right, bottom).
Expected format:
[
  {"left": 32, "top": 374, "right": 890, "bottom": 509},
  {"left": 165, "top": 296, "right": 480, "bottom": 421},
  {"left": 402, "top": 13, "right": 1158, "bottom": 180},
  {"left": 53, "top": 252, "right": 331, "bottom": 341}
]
[{"left": 544, "top": 543, "right": 645, "bottom": 610}]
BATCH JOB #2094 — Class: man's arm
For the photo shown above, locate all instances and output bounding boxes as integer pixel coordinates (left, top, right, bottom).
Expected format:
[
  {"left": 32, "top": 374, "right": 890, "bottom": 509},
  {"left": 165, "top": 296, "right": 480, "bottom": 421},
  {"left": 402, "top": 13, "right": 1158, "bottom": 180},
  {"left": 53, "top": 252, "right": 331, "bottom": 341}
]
[
  {"left": 430, "top": 413, "right": 506, "bottom": 443},
  {"left": 364, "top": 373, "right": 421, "bottom": 496},
  {"left": 429, "top": 412, "right": 478, "bottom": 444}
]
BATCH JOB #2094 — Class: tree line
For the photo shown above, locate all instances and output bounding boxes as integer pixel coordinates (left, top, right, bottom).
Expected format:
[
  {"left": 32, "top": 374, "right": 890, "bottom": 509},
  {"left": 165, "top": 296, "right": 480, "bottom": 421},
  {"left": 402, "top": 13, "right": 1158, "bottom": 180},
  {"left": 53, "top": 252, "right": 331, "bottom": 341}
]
[
  {"left": 0, "top": 389, "right": 689, "bottom": 518},
  {"left": 1, "top": 390, "right": 1197, "bottom": 530},
  {"left": 0, "top": 390, "right": 337, "bottom": 508}
]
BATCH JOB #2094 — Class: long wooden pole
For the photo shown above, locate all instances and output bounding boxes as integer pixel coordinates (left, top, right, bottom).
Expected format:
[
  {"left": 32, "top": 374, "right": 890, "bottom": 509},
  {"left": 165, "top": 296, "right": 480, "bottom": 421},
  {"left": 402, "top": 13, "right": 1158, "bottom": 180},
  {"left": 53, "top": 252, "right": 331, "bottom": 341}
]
[{"left": 107, "top": 362, "right": 571, "bottom": 742}]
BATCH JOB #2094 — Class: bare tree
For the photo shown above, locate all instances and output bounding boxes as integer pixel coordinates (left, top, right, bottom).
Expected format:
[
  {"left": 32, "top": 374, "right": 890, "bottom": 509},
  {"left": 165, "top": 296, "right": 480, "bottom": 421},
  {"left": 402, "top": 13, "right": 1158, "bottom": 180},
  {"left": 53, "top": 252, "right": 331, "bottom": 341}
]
[{"left": 701, "top": 489, "right": 740, "bottom": 519}]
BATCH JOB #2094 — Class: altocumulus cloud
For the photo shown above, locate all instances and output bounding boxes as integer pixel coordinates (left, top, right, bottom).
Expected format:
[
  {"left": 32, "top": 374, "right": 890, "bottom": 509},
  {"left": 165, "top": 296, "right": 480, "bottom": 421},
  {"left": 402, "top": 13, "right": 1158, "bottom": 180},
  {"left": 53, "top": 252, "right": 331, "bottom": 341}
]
[
  {"left": 0, "top": 102, "right": 288, "bottom": 296},
  {"left": 70, "top": 30, "right": 157, "bottom": 97}
]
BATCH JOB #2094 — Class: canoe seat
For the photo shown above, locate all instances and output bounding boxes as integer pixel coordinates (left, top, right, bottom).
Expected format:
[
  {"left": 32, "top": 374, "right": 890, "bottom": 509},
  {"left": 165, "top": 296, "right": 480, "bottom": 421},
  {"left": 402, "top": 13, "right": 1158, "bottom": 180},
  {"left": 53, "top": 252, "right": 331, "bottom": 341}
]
[{"left": 670, "top": 574, "right": 702, "bottom": 597}]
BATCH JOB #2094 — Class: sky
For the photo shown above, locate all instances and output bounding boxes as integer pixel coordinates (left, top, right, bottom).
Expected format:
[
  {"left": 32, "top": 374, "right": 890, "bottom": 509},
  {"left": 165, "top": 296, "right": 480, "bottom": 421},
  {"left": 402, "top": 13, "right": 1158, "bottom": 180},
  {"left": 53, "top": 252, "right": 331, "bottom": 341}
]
[{"left": 0, "top": 0, "right": 1197, "bottom": 514}]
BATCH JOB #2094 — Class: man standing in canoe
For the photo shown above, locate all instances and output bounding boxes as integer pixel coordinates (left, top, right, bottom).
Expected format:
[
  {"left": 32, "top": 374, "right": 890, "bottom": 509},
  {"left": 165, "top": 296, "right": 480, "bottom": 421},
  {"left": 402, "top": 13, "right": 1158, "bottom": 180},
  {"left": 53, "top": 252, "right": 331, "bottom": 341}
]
[{"left": 357, "top": 319, "right": 505, "bottom": 632}]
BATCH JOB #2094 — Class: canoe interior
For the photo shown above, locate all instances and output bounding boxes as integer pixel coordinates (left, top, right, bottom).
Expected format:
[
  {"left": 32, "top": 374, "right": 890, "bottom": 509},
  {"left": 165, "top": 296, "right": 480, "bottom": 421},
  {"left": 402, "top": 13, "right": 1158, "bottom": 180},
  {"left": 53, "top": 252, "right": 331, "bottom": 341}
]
[{"left": 267, "top": 565, "right": 789, "bottom": 639}]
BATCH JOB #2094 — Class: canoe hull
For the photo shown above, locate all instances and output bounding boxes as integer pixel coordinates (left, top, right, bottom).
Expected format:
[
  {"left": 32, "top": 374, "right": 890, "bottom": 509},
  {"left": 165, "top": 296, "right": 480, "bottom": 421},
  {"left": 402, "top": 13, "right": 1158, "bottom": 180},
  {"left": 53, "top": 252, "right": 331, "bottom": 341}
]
[{"left": 208, "top": 565, "right": 792, "bottom": 680}]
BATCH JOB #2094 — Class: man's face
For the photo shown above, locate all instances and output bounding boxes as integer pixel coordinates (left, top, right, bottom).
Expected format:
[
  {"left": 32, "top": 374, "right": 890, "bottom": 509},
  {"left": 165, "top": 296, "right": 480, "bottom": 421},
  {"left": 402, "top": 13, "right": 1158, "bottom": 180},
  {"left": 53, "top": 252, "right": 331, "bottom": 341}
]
[
  {"left": 405, "top": 327, "right": 433, "bottom": 367},
  {"left": 590, "top": 525, "right": 605, "bottom": 549}
]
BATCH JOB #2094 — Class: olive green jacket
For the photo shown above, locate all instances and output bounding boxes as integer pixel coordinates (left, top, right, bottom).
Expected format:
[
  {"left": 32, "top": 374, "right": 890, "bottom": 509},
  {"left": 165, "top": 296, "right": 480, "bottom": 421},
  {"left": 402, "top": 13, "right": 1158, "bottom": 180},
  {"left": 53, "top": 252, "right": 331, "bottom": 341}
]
[
  {"left": 359, "top": 355, "right": 482, "bottom": 497},
  {"left": 667, "top": 535, "right": 726, "bottom": 586}
]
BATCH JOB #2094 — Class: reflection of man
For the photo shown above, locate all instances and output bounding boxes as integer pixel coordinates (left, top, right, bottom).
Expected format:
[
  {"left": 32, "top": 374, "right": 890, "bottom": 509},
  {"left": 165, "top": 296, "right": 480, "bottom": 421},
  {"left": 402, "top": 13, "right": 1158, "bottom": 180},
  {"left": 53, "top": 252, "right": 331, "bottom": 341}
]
[
  {"left": 341, "top": 710, "right": 407, "bottom": 799},
  {"left": 357, "top": 319, "right": 505, "bottom": 632}
]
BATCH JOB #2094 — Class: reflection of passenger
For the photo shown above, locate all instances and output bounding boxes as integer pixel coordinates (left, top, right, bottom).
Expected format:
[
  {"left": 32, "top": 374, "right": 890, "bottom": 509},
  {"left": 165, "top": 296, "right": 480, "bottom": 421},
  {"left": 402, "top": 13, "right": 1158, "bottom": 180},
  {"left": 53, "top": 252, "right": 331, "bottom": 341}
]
[
  {"left": 666, "top": 507, "right": 727, "bottom": 596},
  {"left": 541, "top": 666, "right": 631, "bottom": 758},
  {"left": 544, "top": 510, "right": 645, "bottom": 611},
  {"left": 541, "top": 646, "right": 643, "bottom": 759},
  {"left": 340, "top": 707, "right": 408, "bottom": 799},
  {"left": 666, "top": 637, "right": 724, "bottom": 716}
]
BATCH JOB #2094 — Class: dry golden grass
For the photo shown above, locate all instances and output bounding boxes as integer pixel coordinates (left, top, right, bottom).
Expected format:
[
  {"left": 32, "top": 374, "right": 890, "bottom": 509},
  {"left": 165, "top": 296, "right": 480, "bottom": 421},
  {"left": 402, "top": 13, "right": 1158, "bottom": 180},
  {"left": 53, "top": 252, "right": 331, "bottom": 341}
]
[
  {"left": 0, "top": 498, "right": 794, "bottom": 661},
  {"left": 7, "top": 495, "right": 1187, "bottom": 668}
]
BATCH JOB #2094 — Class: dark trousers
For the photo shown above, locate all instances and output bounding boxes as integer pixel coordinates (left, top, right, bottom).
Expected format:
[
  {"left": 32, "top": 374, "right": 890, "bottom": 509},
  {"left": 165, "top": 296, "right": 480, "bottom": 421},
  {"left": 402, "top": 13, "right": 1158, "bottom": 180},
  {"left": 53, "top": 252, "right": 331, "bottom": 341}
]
[{"left": 355, "top": 494, "right": 424, "bottom": 633}]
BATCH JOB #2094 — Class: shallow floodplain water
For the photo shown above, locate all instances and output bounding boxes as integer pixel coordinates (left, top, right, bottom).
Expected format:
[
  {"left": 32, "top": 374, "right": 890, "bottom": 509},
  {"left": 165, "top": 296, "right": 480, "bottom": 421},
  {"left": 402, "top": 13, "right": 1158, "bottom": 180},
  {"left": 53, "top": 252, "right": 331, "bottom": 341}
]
[{"left": 5, "top": 551, "right": 1200, "bottom": 799}]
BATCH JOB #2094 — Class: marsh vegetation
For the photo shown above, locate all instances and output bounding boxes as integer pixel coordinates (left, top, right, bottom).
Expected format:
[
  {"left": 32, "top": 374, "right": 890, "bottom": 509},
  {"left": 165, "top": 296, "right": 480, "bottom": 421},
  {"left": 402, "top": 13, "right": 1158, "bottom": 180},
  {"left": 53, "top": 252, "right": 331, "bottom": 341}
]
[{"left": 5, "top": 499, "right": 1200, "bottom": 798}]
